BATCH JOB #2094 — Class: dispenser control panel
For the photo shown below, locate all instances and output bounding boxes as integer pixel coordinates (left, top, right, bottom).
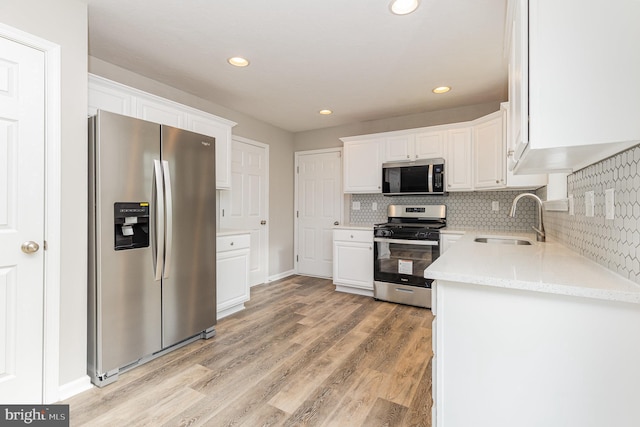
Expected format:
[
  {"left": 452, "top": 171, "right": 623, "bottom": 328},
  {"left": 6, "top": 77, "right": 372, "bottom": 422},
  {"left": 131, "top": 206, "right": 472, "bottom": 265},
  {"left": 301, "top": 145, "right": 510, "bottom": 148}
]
[{"left": 114, "top": 202, "right": 150, "bottom": 250}]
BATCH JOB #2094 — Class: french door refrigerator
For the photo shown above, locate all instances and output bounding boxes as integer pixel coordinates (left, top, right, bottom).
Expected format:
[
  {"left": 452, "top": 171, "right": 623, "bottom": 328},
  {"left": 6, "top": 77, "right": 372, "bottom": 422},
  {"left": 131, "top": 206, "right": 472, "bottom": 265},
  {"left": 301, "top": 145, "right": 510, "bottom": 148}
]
[{"left": 88, "top": 110, "right": 216, "bottom": 387}]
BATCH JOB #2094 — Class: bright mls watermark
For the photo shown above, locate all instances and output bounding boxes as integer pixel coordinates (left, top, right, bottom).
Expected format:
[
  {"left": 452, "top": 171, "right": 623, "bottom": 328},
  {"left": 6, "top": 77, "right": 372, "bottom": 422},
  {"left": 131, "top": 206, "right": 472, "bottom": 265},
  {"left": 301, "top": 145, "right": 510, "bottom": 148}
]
[{"left": 1, "top": 405, "right": 69, "bottom": 426}]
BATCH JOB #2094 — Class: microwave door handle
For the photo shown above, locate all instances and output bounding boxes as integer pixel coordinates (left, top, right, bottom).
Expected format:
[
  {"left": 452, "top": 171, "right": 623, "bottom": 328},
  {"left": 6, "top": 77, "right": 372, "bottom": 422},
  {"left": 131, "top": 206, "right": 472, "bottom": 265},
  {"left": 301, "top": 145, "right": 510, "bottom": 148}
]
[{"left": 428, "top": 163, "right": 433, "bottom": 193}]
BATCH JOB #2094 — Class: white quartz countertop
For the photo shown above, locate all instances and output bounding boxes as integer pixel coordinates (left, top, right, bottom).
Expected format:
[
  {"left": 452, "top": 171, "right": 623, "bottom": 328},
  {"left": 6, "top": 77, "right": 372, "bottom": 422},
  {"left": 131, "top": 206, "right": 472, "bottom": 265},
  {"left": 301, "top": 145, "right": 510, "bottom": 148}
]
[
  {"left": 425, "top": 230, "right": 640, "bottom": 304},
  {"left": 217, "top": 228, "right": 251, "bottom": 237},
  {"left": 333, "top": 224, "right": 374, "bottom": 230}
]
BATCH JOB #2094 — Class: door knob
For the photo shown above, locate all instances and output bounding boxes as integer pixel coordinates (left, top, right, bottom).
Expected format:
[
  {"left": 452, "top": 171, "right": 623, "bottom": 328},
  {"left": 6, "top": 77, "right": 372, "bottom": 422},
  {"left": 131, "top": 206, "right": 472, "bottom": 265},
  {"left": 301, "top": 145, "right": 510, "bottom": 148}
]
[{"left": 21, "top": 241, "right": 40, "bottom": 254}]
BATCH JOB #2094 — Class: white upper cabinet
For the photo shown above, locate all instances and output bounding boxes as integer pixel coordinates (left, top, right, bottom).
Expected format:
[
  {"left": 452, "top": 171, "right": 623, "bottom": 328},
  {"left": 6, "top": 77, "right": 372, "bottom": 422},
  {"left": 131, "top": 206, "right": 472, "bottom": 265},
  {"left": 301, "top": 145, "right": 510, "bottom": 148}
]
[
  {"left": 341, "top": 137, "right": 383, "bottom": 193},
  {"left": 415, "top": 130, "right": 445, "bottom": 159},
  {"left": 446, "top": 126, "right": 473, "bottom": 191},
  {"left": 507, "top": 0, "right": 640, "bottom": 174},
  {"left": 473, "top": 112, "right": 505, "bottom": 190},
  {"left": 384, "top": 134, "right": 416, "bottom": 162},
  {"left": 88, "top": 74, "right": 236, "bottom": 189},
  {"left": 383, "top": 130, "right": 445, "bottom": 162},
  {"left": 135, "top": 96, "right": 187, "bottom": 129},
  {"left": 187, "top": 112, "right": 233, "bottom": 189}
]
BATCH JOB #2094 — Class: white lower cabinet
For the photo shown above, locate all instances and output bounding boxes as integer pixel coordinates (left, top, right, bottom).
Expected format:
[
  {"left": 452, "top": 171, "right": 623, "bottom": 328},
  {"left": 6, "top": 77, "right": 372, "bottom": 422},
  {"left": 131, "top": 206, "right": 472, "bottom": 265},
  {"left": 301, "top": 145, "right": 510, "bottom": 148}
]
[
  {"left": 216, "top": 233, "right": 250, "bottom": 319},
  {"left": 332, "top": 228, "right": 374, "bottom": 296},
  {"left": 433, "top": 280, "right": 640, "bottom": 427}
]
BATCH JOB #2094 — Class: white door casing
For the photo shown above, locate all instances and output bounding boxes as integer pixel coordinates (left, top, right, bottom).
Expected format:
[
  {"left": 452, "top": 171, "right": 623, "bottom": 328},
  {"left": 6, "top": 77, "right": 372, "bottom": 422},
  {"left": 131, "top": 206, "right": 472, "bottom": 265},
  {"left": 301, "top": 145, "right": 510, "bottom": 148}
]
[
  {"left": 0, "top": 34, "right": 47, "bottom": 403},
  {"left": 219, "top": 136, "right": 269, "bottom": 286},
  {"left": 295, "top": 149, "right": 343, "bottom": 278}
]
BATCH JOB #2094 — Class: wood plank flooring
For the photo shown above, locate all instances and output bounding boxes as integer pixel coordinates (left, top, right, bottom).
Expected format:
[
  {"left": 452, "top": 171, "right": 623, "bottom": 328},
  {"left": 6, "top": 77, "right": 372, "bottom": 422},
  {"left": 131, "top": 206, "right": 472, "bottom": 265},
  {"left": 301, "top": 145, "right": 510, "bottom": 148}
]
[{"left": 64, "top": 275, "right": 433, "bottom": 426}]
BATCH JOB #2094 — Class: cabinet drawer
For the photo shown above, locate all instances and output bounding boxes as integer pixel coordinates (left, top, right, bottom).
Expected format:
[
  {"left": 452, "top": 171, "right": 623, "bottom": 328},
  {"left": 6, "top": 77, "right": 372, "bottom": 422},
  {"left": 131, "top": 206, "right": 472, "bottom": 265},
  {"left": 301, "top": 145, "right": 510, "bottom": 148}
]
[
  {"left": 217, "top": 234, "right": 250, "bottom": 252},
  {"left": 333, "top": 229, "right": 372, "bottom": 243}
]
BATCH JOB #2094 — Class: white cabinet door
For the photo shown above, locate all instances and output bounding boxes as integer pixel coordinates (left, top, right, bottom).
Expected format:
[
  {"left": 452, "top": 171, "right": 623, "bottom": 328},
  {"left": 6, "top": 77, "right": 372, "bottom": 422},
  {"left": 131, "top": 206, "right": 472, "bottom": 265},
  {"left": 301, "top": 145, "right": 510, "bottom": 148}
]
[
  {"left": 188, "top": 113, "right": 233, "bottom": 189},
  {"left": 342, "top": 139, "right": 383, "bottom": 193},
  {"left": 333, "top": 229, "right": 373, "bottom": 293},
  {"left": 446, "top": 127, "right": 473, "bottom": 191},
  {"left": 473, "top": 113, "right": 505, "bottom": 190},
  {"left": 88, "top": 78, "right": 133, "bottom": 117},
  {"left": 216, "top": 234, "right": 250, "bottom": 318},
  {"left": 384, "top": 134, "right": 415, "bottom": 162},
  {"left": 415, "top": 130, "right": 445, "bottom": 159},
  {"left": 509, "top": 0, "right": 640, "bottom": 172},
  {"left": 135, "top": 96, "right": 187, "bottom": 128}
]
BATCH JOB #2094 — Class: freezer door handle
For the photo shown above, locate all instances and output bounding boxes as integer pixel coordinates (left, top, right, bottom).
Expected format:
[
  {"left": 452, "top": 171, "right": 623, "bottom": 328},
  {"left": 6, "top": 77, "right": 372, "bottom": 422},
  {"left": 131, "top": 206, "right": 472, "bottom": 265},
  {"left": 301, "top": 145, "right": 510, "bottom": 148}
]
[
  {"left": 153, "top": 160, "right": 165, "bottom": 281},
  {"left": 162, "top": 160, "right": 173, "bottom": 279}
]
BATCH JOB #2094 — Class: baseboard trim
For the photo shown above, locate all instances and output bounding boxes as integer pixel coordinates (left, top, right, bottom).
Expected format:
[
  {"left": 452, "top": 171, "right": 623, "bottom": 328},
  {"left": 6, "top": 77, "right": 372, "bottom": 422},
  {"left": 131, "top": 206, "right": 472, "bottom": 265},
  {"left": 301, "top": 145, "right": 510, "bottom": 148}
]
[
  {"left": 58, "top": 375, "right": 93, "bottom": 402},
  {"left": 267, "top": 270, "right": 295, "bottom": 282}
]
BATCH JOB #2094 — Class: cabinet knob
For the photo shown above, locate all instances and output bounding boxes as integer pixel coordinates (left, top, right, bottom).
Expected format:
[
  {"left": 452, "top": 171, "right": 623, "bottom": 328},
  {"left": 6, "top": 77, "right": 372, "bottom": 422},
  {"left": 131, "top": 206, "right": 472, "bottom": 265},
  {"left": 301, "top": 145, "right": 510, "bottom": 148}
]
[
  {"left": 350, "top": 235, "right": 354, "bottom": 238},
  {"left": 406, "top": 155, "right": 410, "bottom": 158},
  {"left": 230, "top": 242, "right": 234, "bottom": 246},
  {"left": 334, "top": 221, "right": 339, "bottom": 226},
  {"left": 496, "top": 180, "right": 500, "bottom": 184}
]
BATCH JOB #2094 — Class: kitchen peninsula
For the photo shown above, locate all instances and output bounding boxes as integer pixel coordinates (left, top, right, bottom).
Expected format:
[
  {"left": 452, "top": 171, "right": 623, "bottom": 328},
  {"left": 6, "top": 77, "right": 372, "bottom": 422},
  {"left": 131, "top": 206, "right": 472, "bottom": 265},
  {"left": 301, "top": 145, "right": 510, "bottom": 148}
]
[{"left": 425, "top": 232, "right": 640, "bottom": 427}]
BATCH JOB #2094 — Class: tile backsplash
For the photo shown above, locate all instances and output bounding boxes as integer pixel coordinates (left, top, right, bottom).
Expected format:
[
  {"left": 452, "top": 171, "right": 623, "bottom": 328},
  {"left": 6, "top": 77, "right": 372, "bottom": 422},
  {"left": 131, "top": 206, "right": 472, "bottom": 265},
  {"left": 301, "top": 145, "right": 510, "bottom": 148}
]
[
  {"left": 544, "top": 145, "right": 640, "bottom": 284},
  {"left": 350, "top": 190, "right": 538, "bottom": 232}
]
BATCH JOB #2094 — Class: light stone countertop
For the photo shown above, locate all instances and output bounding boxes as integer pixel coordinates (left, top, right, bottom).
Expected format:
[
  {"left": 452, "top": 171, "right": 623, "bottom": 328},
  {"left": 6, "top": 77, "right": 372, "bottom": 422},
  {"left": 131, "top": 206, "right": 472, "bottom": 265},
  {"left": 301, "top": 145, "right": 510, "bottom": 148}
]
[
  {"left": 217, "top": 228, "right": 251, "bottom": 237},
  {"left": 425, "top": 230, "right": 640, "bottom": 304},
  {"left": 333, "top": 224, "right": 375, "bottom": 230}
]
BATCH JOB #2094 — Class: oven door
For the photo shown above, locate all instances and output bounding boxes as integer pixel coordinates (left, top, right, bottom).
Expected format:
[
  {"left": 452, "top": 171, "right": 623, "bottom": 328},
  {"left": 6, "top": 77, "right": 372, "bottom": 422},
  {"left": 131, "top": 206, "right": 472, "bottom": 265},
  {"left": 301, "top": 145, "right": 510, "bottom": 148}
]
[{"left": 373, "top": 238, "right": 439, "bottom": 287}]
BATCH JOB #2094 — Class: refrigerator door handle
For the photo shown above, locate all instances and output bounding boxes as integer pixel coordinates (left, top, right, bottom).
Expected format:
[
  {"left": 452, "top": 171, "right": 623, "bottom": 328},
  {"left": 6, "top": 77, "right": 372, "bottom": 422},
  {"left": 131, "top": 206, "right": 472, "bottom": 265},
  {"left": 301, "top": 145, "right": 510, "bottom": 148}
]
[
  {"left": 153, "top": 159, "right": 165, "bottom": 281},
  {"left": 161, "top": 160, "right": 173, "bottom": 279}
]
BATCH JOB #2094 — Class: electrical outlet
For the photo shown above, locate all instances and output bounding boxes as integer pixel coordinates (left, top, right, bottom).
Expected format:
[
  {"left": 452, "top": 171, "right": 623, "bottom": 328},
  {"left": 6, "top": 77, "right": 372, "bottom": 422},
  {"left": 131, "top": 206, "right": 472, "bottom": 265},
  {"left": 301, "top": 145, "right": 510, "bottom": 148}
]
[
  {"left": 371, "top": 202, "right": 377, "bottom": 211},
  {"left": 491, "top": 201, "right": 499, "bottom": 211},
  {"left": 568, "top": 194, "right": 575, "bottom": 216},
  {"left": 605, "top": 188, "right": 615, "bottom": 220},
  {"left": 585, "top": 191, "right": 595, "bottom": 217},
  {"left": 352, "top": 201, "right": 361, "bottom": 211}
]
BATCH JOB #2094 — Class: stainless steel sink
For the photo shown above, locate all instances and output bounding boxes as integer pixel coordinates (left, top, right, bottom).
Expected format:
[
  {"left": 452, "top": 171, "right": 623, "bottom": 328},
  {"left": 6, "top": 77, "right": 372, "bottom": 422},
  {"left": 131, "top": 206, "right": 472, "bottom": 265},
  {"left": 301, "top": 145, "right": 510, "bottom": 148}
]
[{"left": 474, "top": 237, "right": 532, "bottom": 245}]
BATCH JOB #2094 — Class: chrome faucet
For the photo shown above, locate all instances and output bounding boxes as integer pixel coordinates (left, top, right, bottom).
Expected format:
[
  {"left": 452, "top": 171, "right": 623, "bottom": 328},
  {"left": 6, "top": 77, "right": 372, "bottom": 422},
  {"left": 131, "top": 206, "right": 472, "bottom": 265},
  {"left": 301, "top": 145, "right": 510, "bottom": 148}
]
[{"left": 509, "top": 193, "right": 546, "bottom": 242}]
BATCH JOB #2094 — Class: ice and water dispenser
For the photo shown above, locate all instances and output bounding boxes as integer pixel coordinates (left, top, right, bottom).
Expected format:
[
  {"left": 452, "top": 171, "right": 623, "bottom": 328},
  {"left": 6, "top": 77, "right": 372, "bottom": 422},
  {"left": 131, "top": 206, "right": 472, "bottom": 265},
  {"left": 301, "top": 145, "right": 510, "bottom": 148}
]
[{"left": 114, "top": 202, "right": 150, "bottom": 250}]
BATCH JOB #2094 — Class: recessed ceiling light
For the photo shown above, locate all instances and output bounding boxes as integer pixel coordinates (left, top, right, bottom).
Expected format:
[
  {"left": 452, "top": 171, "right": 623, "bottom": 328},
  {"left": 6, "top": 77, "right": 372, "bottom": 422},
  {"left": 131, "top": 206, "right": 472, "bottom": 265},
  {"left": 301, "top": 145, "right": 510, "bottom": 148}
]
[
  {"left": 432, "top": 86, "right": 451, "bottom": 94},
  {"left": 319, "top": 109, "right": 333, "bottom": 115},
  {"left": 389, "top": 0, "right": 420, "bottom": 15},
  {"left": 228, "top": 57, "right": 249, "bottom": 67}
]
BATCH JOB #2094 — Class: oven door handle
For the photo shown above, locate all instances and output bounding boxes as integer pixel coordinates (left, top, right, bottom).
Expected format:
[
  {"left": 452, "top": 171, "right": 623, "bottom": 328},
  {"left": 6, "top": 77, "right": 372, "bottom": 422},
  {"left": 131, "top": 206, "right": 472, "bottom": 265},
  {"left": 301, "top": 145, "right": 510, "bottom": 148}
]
[{"left": 373, "top": 237, "right": 439, "bottom": 246}]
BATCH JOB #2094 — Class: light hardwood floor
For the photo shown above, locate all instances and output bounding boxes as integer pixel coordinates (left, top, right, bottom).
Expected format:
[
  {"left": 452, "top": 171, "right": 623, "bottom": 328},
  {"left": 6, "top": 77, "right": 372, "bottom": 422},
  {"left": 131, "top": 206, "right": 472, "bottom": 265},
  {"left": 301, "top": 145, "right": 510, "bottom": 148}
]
[{"left": 65, "top": 275, "right": 433, "bottom": 426}]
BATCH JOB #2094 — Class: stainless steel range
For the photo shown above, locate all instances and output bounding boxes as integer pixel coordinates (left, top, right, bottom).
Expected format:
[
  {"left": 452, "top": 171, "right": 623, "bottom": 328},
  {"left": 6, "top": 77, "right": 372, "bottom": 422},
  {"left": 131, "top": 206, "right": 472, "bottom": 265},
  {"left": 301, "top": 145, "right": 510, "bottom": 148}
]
[{"left": 373, "top": 204, "right": 446, "bottom": 309}]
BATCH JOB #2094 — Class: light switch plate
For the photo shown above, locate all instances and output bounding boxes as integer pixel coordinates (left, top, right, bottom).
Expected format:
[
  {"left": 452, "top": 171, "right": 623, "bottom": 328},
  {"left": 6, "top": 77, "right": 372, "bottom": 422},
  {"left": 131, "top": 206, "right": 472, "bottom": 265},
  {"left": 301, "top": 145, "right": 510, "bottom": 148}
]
[
  {"left": 605, "top": 188, "right": 615, "bottom": 220},
  {"left": 585, "top": 191, "right": 595, "bottom": 217},
  {"left": 372, "top": 202, "right": 377, "bottom": 211},
  {"left": 352, "top": 201, "right": 361, "bottom": 211},
  {"left": 491, "top": 201, "right": 499, "bottom": 211}
]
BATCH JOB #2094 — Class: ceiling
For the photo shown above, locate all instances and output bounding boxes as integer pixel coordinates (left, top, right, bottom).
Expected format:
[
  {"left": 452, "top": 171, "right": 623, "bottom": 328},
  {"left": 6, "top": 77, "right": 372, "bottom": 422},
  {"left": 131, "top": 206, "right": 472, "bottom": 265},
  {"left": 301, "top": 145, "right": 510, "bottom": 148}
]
[{"left": 84, "top": 0, "right": 508, "bottom": 133}]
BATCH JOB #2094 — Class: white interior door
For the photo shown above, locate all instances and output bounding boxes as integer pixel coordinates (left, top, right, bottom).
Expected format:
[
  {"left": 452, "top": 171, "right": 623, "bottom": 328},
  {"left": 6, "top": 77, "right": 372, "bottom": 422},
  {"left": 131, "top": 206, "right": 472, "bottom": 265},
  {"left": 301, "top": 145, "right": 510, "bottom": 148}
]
[
  {"left": 295, "top": 149, "right": 343, "bottom": 278},
  {"left": 0, "top": 36, "right": 46, "bottom": 403},
  {"left": 219, "top": 137, "right": 268, "bottom": 286}
]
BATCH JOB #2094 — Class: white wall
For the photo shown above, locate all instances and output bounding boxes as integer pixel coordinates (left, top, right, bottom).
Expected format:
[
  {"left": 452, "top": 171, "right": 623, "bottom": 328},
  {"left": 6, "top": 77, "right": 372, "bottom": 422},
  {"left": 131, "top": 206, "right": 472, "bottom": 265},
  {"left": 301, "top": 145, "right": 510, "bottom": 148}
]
[
  {"left": 88, "top": 57, "right": 296, "bottom": 278},
  {"left": 0, "top": 0, "right": 88, "bottom": 386}
]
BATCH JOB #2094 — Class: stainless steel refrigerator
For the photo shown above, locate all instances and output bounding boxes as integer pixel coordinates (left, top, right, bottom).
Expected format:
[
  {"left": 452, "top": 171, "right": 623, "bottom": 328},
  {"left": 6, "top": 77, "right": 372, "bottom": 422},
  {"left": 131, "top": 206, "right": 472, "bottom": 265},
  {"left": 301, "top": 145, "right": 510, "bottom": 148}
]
[{"left": 88, "top": 110, "right": 216, "bottom": 387}]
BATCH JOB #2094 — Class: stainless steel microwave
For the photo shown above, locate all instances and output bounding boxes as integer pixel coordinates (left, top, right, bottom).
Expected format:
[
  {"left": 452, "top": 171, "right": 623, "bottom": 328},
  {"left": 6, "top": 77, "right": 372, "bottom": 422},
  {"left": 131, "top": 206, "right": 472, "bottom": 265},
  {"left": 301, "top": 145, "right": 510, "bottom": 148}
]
[{"left": 381, "top": 158, "right": 446, "bottom": 195}]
